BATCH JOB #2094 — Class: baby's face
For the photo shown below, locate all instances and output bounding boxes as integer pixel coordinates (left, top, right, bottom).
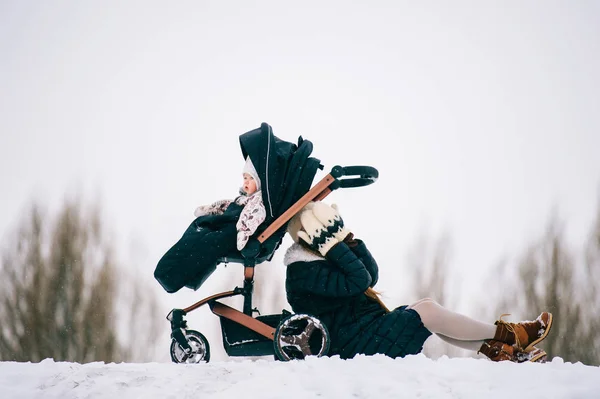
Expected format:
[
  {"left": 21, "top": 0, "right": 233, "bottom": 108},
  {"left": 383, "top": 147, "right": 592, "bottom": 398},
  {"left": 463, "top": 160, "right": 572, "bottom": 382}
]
[{"left": 242, "top": 173, "right": 258, "bottom": 195}]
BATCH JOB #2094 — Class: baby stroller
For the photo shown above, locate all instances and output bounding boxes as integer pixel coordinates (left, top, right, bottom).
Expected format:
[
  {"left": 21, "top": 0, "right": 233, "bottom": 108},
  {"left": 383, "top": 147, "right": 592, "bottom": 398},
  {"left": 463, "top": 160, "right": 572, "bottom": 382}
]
[{"left": 160, "top": 123, "right": 378, "bottom": 363}]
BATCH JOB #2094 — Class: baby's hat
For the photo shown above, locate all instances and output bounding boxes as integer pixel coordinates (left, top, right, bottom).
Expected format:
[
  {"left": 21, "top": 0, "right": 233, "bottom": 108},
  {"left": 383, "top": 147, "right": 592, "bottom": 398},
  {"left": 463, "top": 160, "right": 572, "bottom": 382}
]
[{"left": 243, "top": 156, "right": 261, "bottom": 191}]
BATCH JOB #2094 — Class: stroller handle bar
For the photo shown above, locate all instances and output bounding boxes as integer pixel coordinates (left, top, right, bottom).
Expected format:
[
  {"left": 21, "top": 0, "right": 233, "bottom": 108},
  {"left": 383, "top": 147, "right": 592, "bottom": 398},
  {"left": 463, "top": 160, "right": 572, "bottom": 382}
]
[
  {"left": 330, "top": 165, "right": 379, "bottom": 188},
  {"left": 257, "top": 165, "right": 378, "bottom": 243}
]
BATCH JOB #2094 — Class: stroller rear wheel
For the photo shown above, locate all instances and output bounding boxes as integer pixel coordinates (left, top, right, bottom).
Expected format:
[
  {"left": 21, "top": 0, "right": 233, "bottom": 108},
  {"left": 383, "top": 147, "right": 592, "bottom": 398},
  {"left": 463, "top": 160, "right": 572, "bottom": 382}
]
[
  {"left": 170, "top": 330, "right": 211, "bottom": 363},
  {"left": 273, "top": 314, "right": 330, "bottom": 361}
]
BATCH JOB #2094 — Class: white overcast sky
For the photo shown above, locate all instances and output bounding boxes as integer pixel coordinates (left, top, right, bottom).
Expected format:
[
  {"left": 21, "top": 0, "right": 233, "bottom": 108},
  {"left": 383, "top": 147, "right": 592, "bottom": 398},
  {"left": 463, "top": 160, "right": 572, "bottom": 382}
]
[{"left": 1, "top": 1, "right": 600, "bottom": 324}]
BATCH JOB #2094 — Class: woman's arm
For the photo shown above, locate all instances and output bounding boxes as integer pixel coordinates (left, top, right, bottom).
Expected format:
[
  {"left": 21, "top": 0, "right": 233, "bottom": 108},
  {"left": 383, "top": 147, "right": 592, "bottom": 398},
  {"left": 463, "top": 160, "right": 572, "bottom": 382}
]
[
  {"left": 287, "top": 241, "right": 372, "bottom": 297},
  {"left": 344, "top": 235, "right": 379, "bottom": 287}
]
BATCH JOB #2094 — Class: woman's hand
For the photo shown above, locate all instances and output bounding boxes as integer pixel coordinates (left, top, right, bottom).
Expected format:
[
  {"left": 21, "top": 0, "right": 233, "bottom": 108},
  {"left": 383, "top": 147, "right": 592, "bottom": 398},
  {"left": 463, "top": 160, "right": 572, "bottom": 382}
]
[{"left": 296, "top": 202, "right": 350, "bottom": 256}]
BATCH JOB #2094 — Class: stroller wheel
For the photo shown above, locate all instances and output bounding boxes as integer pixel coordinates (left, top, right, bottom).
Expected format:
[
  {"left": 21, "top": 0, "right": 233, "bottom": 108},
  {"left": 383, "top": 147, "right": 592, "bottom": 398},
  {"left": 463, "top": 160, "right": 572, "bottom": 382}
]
[
  {"left": 273, "top": 314, "right": 330, "bottom": 361},
  {"left": 170, "top": 330, "right": 211, "bottom": 364}
]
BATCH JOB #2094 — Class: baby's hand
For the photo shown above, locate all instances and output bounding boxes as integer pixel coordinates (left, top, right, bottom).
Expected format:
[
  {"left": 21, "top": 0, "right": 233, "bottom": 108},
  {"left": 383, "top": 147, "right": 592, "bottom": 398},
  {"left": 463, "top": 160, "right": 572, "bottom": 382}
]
[{"left": 194, "top": 199, "right": 232, "bottom": 218}]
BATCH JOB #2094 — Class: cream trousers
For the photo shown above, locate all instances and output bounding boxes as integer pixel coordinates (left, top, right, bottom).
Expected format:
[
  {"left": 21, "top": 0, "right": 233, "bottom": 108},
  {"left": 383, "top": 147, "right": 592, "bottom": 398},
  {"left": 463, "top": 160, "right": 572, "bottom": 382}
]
[{"left": 408, "top": 298, "right": 497, "bottom": 351}]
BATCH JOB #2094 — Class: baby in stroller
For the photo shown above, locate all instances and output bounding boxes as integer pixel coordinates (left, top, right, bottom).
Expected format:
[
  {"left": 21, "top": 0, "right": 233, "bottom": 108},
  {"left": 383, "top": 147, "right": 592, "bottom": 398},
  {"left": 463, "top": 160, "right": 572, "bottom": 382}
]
[
  {"left": 155, "top": 156, "right": 268, "bottom": 294},
  {"left": 193, "top": 156, "right": 266, "bottom": 252}
]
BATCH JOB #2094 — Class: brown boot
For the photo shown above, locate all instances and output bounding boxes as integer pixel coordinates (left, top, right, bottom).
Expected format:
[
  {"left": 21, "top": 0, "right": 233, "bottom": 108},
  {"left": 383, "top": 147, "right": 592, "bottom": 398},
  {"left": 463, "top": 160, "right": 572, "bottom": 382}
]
[
  {"left": 479, "top": 340, "right": 547, "bottom": 363},
  {"left": 479, "top": 340, "right": 515, "bottom": 362},
  {"left": 493, "top": 312, "right": 553, "bottom": 351}
]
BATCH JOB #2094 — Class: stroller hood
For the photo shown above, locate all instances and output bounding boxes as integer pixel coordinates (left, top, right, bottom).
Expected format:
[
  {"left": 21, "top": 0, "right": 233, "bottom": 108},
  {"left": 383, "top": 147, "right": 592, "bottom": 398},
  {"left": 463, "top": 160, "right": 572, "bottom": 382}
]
[{"left": 239, "top": 123, "right": 320, "bottom": 225}]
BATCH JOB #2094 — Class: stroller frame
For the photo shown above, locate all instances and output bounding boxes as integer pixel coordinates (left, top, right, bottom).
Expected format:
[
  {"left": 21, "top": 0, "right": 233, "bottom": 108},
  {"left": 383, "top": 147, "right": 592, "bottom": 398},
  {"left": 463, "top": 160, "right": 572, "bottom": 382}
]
[{"left": 167, "top": 165, "right": 378, "bottom": 363}]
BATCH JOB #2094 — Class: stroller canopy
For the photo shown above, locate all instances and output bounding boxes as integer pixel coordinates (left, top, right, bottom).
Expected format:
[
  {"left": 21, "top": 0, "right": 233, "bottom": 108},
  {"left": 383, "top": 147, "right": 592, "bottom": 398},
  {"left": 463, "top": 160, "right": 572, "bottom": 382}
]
[{"left": 240, "top": 123, "right": 321, "bottom": 227}]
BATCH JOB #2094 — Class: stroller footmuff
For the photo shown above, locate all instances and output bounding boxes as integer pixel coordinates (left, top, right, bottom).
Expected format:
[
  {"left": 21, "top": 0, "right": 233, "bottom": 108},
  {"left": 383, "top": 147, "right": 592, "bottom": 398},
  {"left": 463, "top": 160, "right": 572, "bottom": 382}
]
[
  {"left": 155, "top": 206, "right": 242, "bottom": 293},
  {"left": 157, "top": 123, "right": 378, "bottom": 363}
]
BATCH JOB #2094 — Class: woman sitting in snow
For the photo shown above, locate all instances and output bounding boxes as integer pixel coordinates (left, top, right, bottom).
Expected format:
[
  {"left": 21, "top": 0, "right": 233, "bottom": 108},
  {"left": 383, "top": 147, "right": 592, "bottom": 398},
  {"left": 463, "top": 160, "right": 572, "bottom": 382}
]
[
  {"left": 284, "top": 202, "right": 553, "bottom": 363},
  {"left": 154, "top": 157, "right": 266, "bottom": 293}
]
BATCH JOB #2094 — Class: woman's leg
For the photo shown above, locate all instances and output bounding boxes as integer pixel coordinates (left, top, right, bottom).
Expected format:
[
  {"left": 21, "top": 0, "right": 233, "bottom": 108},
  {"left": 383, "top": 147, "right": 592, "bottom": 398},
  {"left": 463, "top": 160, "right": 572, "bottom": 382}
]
[
  {"left": 406, "top": 297, "right": 432, "bottom": 309},
  {"left": 407, "top": 298, "right": 496, "bottom": 341},
  {"left": 435, "top": 334, "right": 484, "bottom": 351},
  {"left": 408, "top": 299, "right": 552, "bottom": 363}
]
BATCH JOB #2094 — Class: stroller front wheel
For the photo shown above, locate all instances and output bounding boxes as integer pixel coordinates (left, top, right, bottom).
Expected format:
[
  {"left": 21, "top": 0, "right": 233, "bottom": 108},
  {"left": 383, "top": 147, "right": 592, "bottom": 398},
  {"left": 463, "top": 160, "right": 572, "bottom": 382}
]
[{"left": 170, "top": 330, "right": 211, "bottom": 364}]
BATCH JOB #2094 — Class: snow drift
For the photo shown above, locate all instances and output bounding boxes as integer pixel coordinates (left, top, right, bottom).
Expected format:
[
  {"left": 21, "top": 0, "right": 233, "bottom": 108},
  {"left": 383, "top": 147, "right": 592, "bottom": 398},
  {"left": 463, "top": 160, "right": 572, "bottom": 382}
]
[{"left": 2, "top": 354, "right": 598, "bottom": 399}]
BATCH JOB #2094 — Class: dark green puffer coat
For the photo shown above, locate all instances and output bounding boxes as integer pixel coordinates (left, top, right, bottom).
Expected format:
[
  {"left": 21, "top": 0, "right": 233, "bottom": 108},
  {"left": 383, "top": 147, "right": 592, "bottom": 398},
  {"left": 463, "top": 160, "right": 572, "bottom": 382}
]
[{"left": 284, "top": 238, "right": 431, "bottom": 359}]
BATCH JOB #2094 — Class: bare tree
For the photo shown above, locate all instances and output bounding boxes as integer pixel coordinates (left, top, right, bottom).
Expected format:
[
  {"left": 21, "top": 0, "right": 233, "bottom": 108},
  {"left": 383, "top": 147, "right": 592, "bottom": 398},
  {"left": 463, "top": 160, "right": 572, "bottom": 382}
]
[
  {"left": 0, "top": 199, "right": 159, "bottom": 363},
  {"left": 407, "top": 233, "right": 465, "bottom": 358},
  {"left": 491, "top": 211, "right": 600, "bottom": 365},
  {"left": 579, "top": 201, "right": 600, "bottom": 363},
  {"left": 409, "top": 233, "right": 452, "bottom": 304},
  {"left": 118, "top": 270, "right": 163, "bottom": 362}
]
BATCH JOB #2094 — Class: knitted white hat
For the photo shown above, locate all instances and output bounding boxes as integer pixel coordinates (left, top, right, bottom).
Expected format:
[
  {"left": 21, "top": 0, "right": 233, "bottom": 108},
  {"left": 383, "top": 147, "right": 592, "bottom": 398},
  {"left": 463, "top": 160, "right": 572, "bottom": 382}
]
[{"left": 243, "top": 156, "right": 261, "bottom": 191}]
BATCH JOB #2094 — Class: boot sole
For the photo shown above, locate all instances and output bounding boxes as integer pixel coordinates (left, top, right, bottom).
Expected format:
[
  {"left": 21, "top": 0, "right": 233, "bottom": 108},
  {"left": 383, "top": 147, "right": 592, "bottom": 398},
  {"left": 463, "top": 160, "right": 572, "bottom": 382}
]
[
  {"left": 529, "top": 350, "right": 547, "bottom": 363},
  {"left": 524, "top": 313, "right": 553, "bottom": 352}
]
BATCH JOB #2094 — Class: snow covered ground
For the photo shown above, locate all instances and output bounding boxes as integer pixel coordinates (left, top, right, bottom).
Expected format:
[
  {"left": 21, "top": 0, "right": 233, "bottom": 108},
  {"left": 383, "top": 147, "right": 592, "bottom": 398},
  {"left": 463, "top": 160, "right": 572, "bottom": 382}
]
[{"left": 1, "top": 355, "right": 598, "bottom": 399}]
